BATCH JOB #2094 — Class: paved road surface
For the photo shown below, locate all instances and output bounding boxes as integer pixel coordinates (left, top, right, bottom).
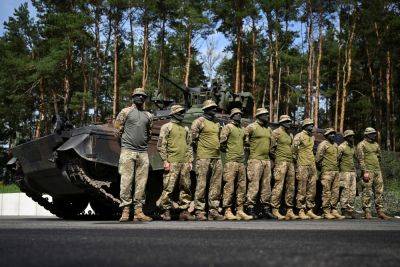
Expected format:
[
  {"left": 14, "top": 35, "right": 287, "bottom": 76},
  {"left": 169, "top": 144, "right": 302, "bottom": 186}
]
[{"left": 1, "top": 217, "right": 400, "bottom": 266}]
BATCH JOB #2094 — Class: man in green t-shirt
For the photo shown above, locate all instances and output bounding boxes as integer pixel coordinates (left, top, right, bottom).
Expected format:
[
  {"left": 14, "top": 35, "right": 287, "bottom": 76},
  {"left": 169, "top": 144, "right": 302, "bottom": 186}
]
[
  {"left": 244, "top": 108, "right": 274, "bottom": 219},
  {"left": 220, "top": 108, "right": 252, "bottom": 221},
  {"left": 292, "top": 118, "right": 321, "bottom": 220},
  {"left": 356, "top": 127, "right": 391, "bottom": 220},
  {"left": 270, "top": 115, "right": 298, "bottom": 220},
  {"left": 338, "top": 130, "right": 358, "bottom": 219},
  {"left": 191, "top": 100, "right": 224, "bottom": 221},
  {"left": 156, "top": 105, "right": 195, "bottom": 221},
  {"left": 316, "top": 128, "right": 345, "bottom": 220}
]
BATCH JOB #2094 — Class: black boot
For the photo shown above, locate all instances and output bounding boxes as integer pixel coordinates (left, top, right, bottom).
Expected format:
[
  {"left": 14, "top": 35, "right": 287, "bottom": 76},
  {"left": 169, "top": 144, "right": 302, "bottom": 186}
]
[
  {"left": 246, "top": 206, "right": 258, "bottom": 219},
  {"left": 262, "top": 205, "right": 274, "bottom": 219}
]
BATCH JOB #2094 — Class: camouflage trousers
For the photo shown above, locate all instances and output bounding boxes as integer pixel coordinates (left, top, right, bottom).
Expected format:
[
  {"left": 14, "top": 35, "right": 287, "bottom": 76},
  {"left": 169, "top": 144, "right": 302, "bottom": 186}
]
[
  {"left": 156, "top": 163, "right": 192, "bottom": 211},
  {"left": 320, "top": 171, "right": 340, "bottom": 210},
  {"left": 271, "top": 161, "right": 295, "bottom": 209},
  {"left": 222, "top": 161, "right": 246, "bottom": 208},
  {"left": 118, "top": 148, "right": 149, "bottom": 208},
  {"left": 194, "top": 158, "right": 223, "bottom": 211},
  {"left": 339, "top": 172, "right": 357, "bottom": 211},
  {"left": 246, "top": 159, "right": 271, "bottom": 207},
  {"left": 361, "top": 170, "right": 384, "bottom": 211},
  {"left": 296, "top": 165, "right": 317, "bottom": 210}
]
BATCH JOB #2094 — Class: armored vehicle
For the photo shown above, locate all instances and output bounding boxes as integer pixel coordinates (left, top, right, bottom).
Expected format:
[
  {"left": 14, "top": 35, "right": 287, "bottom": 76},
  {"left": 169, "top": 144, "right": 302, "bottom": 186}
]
[{"left": 7, "top": 77, "right": 254, "bottom": 219}]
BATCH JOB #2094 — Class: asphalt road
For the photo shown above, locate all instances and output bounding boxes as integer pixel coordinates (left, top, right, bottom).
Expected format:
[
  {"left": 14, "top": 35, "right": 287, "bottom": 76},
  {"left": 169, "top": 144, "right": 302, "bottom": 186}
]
[{"left": 1, "top": 217, "right": 400, "bottom": 267}]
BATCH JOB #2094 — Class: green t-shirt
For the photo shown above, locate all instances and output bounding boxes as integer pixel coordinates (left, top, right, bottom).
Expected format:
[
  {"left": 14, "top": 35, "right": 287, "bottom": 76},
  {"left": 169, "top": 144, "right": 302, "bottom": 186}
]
[
  {"left": 272, "top": 126, "right": 293, "bottom": 163},
  {"left": 293, "top": 130, "right": 315, "bottom": 166},
  {"left": 197, "top": 118, "right": 220, "bottom": 159},
  {"left": 317, "top": 140, "right": 339, "bottom": 172},
  {"left": 338, "top": 141, "right": 355, "bottom": 172},
  {"left": 224, "top": 123, "right": 244, "bottom": 162},
  {"left": 246, "top": 121, "right": 272, "bottom": 160}
]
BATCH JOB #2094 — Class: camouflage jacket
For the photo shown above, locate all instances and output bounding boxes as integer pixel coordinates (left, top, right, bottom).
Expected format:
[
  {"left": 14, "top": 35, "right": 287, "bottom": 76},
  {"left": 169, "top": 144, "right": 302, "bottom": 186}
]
[
  {"left": 316, "top": 140, "right": 339, "bottom": 172},
  {"left": 220, "top": 121, "right": 245, "bottom": 162},
  {"left": 191, "top": 116, "right": 221, "bottom": 159},
  {"left": 157, "top": 120, "right": 193, "bottom": 163},
  {"left": 292, "top": 130, "right": 315, "bottom": 166},
  {"left": 356, "top": 139, "right": 381, "bottom": 171}
]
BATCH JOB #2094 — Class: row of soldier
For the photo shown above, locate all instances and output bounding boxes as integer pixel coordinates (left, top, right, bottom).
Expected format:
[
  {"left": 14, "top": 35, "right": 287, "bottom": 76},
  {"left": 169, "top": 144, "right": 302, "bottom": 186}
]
[{"left": 115, "top": 88, "right": 391, "bottom": 222}]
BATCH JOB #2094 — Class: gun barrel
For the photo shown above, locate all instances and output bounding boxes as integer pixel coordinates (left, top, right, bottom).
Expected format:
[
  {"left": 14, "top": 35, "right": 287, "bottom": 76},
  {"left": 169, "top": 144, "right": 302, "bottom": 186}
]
[{"left": 160, "top": 74, "right": 191, "bottom": 109}]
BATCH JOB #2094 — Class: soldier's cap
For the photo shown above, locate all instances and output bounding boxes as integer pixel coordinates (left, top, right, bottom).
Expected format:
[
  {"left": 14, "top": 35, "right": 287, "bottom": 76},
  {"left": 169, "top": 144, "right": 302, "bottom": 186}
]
[
  {"left": 324, "top": 128, "right": 336, "bottom": 136},
  {"left": 343, "top": 130, "right": 355, "bottom": 138},
  {"left": 364, "top": 127, "right": 377, "bottom": 135},
  {"left": 279, "top": 115, "right": 292, "bottom": 123},
  {"left": 170, "top": 104, "right": 185, "bottom": 115},
  {"left": 230, "top": 108, "right": 242, "bottom": 117},
  {"left": 302, "top": 118, "right": 314, "bottom": 127},
  {"left": 202, "top": 99, "right": 218, "bottom": 110},
  {"left": 132, "top": 87, "right": 147, "bottom": 97},
  {"left": 255, "top": 108, "right": 268, "bottom": 117}
]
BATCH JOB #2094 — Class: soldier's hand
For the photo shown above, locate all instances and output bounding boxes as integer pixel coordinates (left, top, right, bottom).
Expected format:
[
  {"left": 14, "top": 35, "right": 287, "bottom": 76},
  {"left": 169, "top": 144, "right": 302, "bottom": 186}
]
[
  {"left": 363, "top": 171, "right": 370, "bottom": 183},
  {"left": 164, "top": 162, "right": 171, "bottom": 172},
  {"left": 187, "top": 163, "right": 193, "bottom": 171}
]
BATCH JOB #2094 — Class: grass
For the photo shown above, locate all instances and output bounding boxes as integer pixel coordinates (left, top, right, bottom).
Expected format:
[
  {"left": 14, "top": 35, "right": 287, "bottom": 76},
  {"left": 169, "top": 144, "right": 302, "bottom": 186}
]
[{"left": 0, "top": 183, "right": 21, "bottom": 193}]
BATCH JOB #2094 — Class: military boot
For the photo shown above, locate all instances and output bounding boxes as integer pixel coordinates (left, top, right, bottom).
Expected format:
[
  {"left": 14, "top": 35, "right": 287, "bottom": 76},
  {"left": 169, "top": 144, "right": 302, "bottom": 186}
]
[
  {"left": 161, "top": 210, "right": 171, "bottom": 221},
  {"left": 298, "top": 209, "right": 310, "bottom": 220},
  {"left": 377, "top": 210, "right": 391, "bottom": 220},
  {"left": 262, "top": 205, "right": 275, "bottom": 219},
  {"left": 236, "top": 207, "right": 253, "bottom": 221},
  {"left": 331, "top": 209, "right": 345, "bottom": 220},
  {"left": 307, "top": 209, "right": 322, "bottom": 220},
  {"left": 208, "top": 209, "right": 225, "bottom": 221},
  {"left": 179, "top": 210, "right": 195, "bottom": 221},
  {"left": 195, "top": 210, "right": 207, "bottom": 221},
  {"left": 224, "top": 208, "right": 237, "bottom": 220},
  {"left": 285, "top": 209, "right": 299, "bottom": 220},
  {"left": 119, "top": 206, "right": 130, "bottom": 222},
  {"left": 343, "top": 209, "right": 357, "bottom": 219},
  {"left": 133, "top": 207, "right": 153, "bottom": 222},
  {"left": 272, "top": 208, "right": 286, "bottom": 220},
  {"left": 364, "top": 209, "right": 373, "bottom": 219},
  {"left": 246, "top": 206, "right": 257, "bottom": 219},
  {"left": 323, "top": 209, "right": 336, "bottom": 220}
]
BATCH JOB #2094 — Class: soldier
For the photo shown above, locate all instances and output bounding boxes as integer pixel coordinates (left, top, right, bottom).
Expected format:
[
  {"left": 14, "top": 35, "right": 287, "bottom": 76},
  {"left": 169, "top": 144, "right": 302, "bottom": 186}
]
[
  {"left": 270, "top": 115, "right": 298, "bottom": 220},
  {"left": 156, "top": 105, "right": 195, "bottom": 221},
  {"left": 115, "top": 88, "right": 153, "bottom": 222},
  {"left": 316, "top": 128, "right": 345, "bottom": 220},
  {"left": 356, "top": 127, "right": 391, "bottom": 220},
  {"left": 244, "top": 108, "right": 274, "bottom": 219},
  {"left": 191, "top": 100, "right": 224, "bottom": 221},
  {"left": 338, "top": 130, "right": 358, "bottom": 219},
  {"left": 220, "top": 108, "right": 253, "bottom": 221},
  {"left": 292, "top": 118, "right": 321, "bottom": 220}
]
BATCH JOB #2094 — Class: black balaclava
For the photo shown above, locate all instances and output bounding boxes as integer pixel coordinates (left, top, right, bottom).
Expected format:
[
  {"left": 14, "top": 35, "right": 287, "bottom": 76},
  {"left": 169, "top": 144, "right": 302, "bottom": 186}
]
[
  {"left": 304, "top": 124, "right": 314, "bottom": 136},
  {"left": 366, "top": 133, "right": 377, "bottom": 142},
  {"left": 257, "top": 114, "right": 269, "bottom": 126},
  {"left": 345, "top": 135, "right": 355, "bottom": 146},
  {"left": 281, "top": 121, "right": 292, "bottom": 130},
  {"left": 133, "top": 94, "right": 146, "bottom": 110},
  {"left": 203, "top": 107, "right": 217, "bottom": 120},
  {"left": 327, "top": 133, "right": 336, "bottom": 143},
  {"left": 231, "top": 113, "right": 242, "bottom": 124},
  {"left": 172, "top": 111, "right": 185, "bottom": 122}
]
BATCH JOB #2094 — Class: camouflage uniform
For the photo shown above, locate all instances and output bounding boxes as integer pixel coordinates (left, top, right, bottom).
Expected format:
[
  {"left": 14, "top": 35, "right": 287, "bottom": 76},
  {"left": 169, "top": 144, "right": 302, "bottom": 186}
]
[
  {"left": 356, "top": 139, "right": 384, "bottom": 212},
  {"left": 220, "top": 121, "right": 246, "bottom": 209},
  {"left": 115, "top": 103, "right": 153, "bottom": 209},
  {"left": 270, "top": 126, "right": 295, "bottom": 210},
  {"left": 292, "top": 130, "right": 317, "bottom": 211},
  {"left": 191, "top": 116, "right": 222, "bottom": 212},
  {"left": 156, "top": 119, "right": 193, "bottom": 211},
  {"left": 244, "top": 119, "right": 273, "bottom": 208},
  {"left": 338, "top": 140, "right": 357, "bottom": 212},
  {"left": 316, "top": 139, "right": 340, "bottom": 213}
]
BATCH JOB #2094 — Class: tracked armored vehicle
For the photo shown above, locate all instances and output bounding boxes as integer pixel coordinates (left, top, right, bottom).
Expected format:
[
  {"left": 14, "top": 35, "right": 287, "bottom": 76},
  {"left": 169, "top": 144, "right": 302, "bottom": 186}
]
[{"left": 8, "top": 77, "right": 255, "bottom": 219}]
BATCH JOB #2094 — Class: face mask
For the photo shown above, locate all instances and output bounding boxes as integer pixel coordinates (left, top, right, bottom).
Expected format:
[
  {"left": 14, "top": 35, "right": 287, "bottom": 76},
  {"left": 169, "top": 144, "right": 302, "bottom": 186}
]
[
  {"left": 232, "top": 113, "right": 242, "bottom": 123},
  {"left": 304, "top": 125, "right": 314, "bottom": 135},
  {"left": 257, "top": 114, "right": 269, "bottom": 125},
  {"left": 367, "top": 133, "right": 377, "bottom": 141},
  {"left": 133, "top": 95, "right": 146, "bottom": 106},
  {"left": 327, "top": 133, "right": 336, "bottom": 143},
  {"left": 281, "top": 121, "right": 292, "bottom": 130},
  {"left": 173, "top": 112, "right": 184, "bottom": 122},
  {"left": 346, "top": 136, "right": 354, "bottom": 145},
  {"left": 204, "top": 108, "right": 217, "bottom": 118}
]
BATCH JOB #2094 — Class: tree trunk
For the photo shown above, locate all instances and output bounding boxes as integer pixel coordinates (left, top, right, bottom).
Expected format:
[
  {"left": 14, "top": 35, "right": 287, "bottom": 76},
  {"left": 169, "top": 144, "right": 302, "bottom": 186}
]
[
  {"left": 35, "top": 77, "right": 45, "bottom": 139},
  {"left": 157, "top": 18, "right": 166, "bottom": 94},
  {"left": 81, "top": 50, "right": 88, "bottom": 124},
  {"left": 275, "top": 66, "right": 282, "bottom": 122},
  {"left": 314, "top": 15, "right": 323, "bottom": 128},
  {"left": 305, "top": 1, "right": 313, "bottom": 118},
  {"left": 385, "top": 50, "right": 392, "bottom": 150},
  {"left": 234, "top": 18, "right": 243, "bottom": 94},
  {"left": 184, "top": 26, "right": 192, "bottom": 88},
  {"left": 142, "top": 14, "right": 149, "bottom": 89},
  {"left": 365, "top": 45, "right": 376, "bottom": 124},
  {"left": 112, "top": 18, "right": 120, "bottom": 119},
  {"left": 129, "top": 11, "right": 135, "bottom": 89},
  {"left": 334, "top": 43, "right": 341, "bottom": 131},
  {"left": 268, "top": 55, "right": 274, "bottom": 122},
  {"left": 251, "top": 18, "right": 257, "bottom": 115},
  {"left": 93, "top": 6, "right": 101, "bottom": 122},
  {"left": 63, "top": 44, "right": 72, "bottom": 114}
]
